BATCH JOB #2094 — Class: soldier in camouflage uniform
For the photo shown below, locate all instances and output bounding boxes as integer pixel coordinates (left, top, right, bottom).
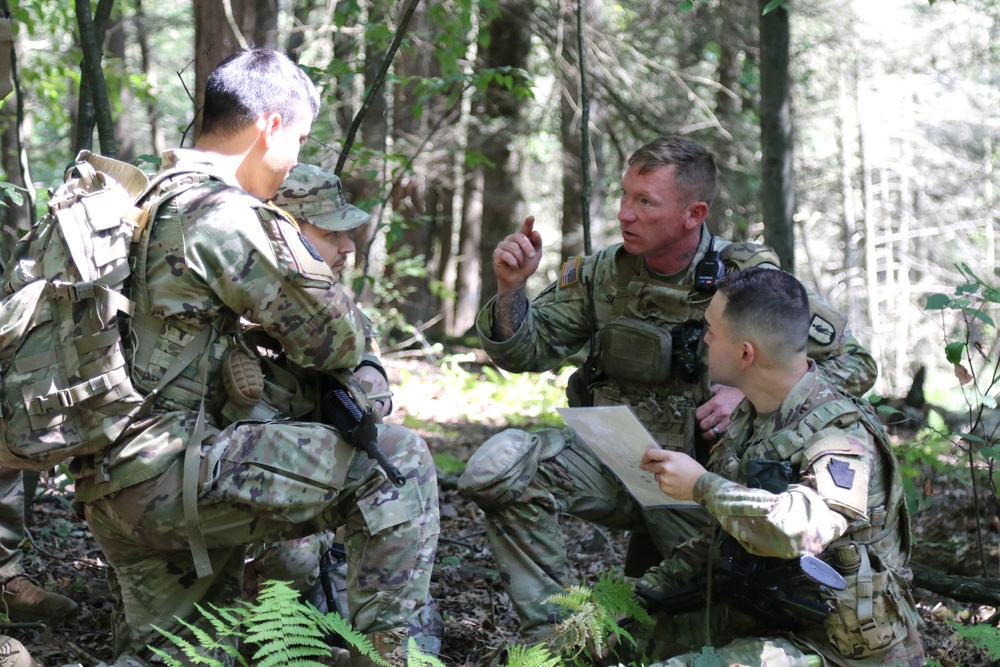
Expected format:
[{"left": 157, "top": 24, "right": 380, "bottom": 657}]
[
  {"left": 634, "top": 267, "right": 923, "bottom": 666},
  {"left": 69, "top": 50, "right": 439, "bottom": 667},
  {"left": 458, "top": 136, "right": 878, "bottom": 645},
  {"left": 242, "top": 164, "right": 443, "bottom": 656}
]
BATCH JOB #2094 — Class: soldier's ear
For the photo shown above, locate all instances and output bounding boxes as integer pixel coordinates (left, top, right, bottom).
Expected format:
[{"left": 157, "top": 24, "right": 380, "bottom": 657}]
[
  {"left": 686, "top": 201, "right": 709, "bottom": 227},
  {"left": 740, "top": 341, "right": 755, "bottom": 369}
]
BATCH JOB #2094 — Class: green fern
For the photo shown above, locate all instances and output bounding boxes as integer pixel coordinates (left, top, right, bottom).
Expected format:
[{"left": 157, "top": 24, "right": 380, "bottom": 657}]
[
  {"left": 150, "top": 606, "right": 246, "bottom": 667},
  {"left": 151, "top": 580, "right": 390, "bottom": 667},
  {"left": 952, "top": 620, "right": 1000, "bottom": 659},
  {"left": 544, "top": 570, "right": 649, "bottom": 662},
  {"left": 504, "top": 643, "right": 563, "bottom": 667}
]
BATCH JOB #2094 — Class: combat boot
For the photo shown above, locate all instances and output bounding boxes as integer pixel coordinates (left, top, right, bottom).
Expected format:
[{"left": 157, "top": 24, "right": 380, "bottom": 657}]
[
  {"left": 349, "top": 628, "right": 406, "bottom": 667},
  {"left": 0, "top": 575, "right": 78, "bottom": 623},
  {"left": 0, "top": 635, "right": 40, "bottom": 667}
]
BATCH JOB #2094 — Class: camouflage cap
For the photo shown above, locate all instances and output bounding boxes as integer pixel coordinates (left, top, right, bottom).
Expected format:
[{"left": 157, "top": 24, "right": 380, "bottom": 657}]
[{"left": 273, "top": 164, "right": 370, "bottom": 231}]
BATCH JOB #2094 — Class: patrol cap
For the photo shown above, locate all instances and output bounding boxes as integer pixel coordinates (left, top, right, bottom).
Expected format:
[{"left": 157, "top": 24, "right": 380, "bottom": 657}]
[{"left": 273, "top": 164, "right": 370, "bottom": 231}]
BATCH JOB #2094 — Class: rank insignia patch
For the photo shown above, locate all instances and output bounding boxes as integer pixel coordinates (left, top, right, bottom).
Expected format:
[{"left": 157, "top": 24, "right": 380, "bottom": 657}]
[
  {"left": 828, "top": 458, "right": 856, "bottom": 490},
  {"left": 559, "top": 257, "right": 582, "bottom": 288},
  {"left": 808, "top": 314, "right": 836, "bottom": 346}
]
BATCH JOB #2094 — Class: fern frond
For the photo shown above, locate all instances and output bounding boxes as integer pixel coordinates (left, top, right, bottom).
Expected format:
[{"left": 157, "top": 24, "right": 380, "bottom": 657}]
[
  {"left": 315, "top": 610, "right": 386, "bottom": 661},
  {"left": 149, "top": 621, "right": 233, "bottom": 667},
  {"left": 504, "top": 643, "right": 562, "bottom": 667}
]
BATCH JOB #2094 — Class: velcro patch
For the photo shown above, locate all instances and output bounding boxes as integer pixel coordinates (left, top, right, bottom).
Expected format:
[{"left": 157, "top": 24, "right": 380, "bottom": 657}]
[
  {"left": 560, "top": 257, "right": 582, "bottom": 288},
  {"left": 808, "top": 314, "right": 836, "bottom": 346},
  {"left": 827, "top": 458, "right": 856, "bottom": 490}
]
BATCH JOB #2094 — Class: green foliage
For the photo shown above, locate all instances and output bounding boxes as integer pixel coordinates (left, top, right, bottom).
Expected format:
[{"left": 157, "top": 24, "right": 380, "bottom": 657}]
[
  {"left": 918, "top": 263, "right": 1000, "bottom": 573},
  {"left": 544, "top": 571, "right": 651, "bottom": 663},
  {"left": 150, "top": 580, "right": 396, "bottom": 667},
  {"left": 435, "top": 353, "right": 569, "bottom": 428},
  {"left": 504, "top": 643, "right": 562, "bottom": 667},
  {"left": 950, "top": 620, "right": 1000, "bottom": 660},
  {"left": 432, "top": 451, "right": 467, "bottom": 476},
  {"left": 761, "top": 0, "right": 789, "bottom": 14}
]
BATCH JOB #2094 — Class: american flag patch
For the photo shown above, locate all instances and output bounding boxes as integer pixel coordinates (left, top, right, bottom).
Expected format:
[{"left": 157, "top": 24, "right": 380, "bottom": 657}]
[{"left": 559, "top": 257, "right": 582, "bottom": 288}]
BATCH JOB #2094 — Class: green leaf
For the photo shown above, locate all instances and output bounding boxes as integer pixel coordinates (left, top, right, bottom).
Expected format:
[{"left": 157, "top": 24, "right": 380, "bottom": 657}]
[
  {"left": 762, "top": 0, "right": 787, "bottom": 14},
  {"left": 945, "top": 342, "right": 965, "bottom": 364},
  {"left": 924, "top": 293, "right": 952, "bottom": 310},
  {"left": 955, "top": 282, "right": 980, "bottom": 296},
  {"left": 970, "top": 309, "right": 996, "bottom": 327},
  {"left": 678, "top": 1, "right": 694, "bottom": 10}
]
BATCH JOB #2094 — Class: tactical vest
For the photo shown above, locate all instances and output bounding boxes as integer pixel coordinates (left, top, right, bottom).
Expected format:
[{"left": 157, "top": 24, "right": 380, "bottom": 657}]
[
  {"left": 718, "top": 385, "right": 915, "bottom": 660},
  {"left": 585, "top": 240, "right": 778, "bottom": 454},
  {"left": 127, "top": 176, "right": 280, "bottom": 421}
]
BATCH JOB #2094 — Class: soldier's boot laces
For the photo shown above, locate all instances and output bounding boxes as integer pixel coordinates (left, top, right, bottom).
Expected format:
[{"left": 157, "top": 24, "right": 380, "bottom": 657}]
[
  {"left": 0, "top": 634, "right": 41, "bottom": 667},
  {"left": 349, "top": 628, "right": 406, "bottom": 667},
  {"left": 1, "top": 575, "right": 78, "bottom": 623}
]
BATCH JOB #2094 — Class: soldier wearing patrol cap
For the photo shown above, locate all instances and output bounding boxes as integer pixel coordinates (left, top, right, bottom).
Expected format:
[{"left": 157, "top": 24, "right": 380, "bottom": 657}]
[
  {"left": 458, "top": 136, "right": 879, "bottom": 649},
  {"left": 636, "top": 267, "right": 923, "bottom": 666},
  {"left": 239, "top": 164, "right": 444, "bottom": 658}
]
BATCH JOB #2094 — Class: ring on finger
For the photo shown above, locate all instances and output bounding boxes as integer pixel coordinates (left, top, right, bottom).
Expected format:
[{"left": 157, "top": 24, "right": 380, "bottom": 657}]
[{"left": 711, "top": 425, "right": 721, "bottom": 437}]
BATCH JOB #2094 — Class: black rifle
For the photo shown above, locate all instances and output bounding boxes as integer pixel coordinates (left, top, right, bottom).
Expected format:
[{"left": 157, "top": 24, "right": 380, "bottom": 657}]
[
  {"left": 636, "top": 539, "right": 846, "bottom": 630},
  {"left": 321, "top": 371, "right": 406, "bottom": 487}
]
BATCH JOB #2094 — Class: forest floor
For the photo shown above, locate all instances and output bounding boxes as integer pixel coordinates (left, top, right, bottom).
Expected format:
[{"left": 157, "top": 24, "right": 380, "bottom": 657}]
[{"left": 6, "top": 355, "right": 1000, "bottom": 666}]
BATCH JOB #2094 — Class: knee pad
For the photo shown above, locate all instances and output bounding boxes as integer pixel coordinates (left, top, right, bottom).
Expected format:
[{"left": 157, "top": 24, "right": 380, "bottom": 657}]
[{"left": 458, "top": 428, "right": 563, "bottom": 512}]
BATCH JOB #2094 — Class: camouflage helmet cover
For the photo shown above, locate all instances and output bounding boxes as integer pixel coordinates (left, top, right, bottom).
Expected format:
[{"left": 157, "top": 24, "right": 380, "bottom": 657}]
[{"left": 273, "top": 164, "right": 370, "bottom": 231}]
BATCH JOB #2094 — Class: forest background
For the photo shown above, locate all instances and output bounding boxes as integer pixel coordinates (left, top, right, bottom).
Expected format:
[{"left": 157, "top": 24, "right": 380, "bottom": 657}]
[{"left": 1, "top": 0, "right": 1000, "bottom": 662}]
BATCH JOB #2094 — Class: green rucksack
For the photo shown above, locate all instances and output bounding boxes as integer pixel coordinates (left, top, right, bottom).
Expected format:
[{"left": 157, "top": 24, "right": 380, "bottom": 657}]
[{"left": 0, "top": 150, "right": 213, "bottom": 471}]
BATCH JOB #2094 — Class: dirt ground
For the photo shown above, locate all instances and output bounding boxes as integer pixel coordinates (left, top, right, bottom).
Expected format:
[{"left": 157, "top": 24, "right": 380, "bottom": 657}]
[{"left": 6, "top": 357, "right": 1000, "bottom": 666}]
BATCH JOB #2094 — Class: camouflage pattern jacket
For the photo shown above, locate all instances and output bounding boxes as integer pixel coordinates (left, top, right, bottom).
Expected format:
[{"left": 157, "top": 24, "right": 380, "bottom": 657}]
[
  {"left": 644, "top": 363, "right": 923, "bottom": 665},
  {"left": 477, "top": 226, "right": 878, "bottom": 454},
  {"left": 74, "top": 150, "right": 367, "bottom": 500}
]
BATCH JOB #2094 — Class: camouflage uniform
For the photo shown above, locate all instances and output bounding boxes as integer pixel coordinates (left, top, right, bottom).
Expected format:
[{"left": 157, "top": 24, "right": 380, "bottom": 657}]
[
  {"left": 458, "top": 228, "right": 878, "bottom": 640},
  {"left": 241, "top": 164, "right": 443, "bottom": 656},
  {"left": 633, "top": 362, "right": 924, "bottom": 666},
  {"left": 70, "top": 150, "right": 440, "bottom": 666}
]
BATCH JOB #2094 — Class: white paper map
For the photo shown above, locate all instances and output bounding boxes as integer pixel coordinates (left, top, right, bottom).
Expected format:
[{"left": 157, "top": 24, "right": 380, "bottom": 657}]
[{"left": 557, "top": 405, "right": 698, "bottom": 509}]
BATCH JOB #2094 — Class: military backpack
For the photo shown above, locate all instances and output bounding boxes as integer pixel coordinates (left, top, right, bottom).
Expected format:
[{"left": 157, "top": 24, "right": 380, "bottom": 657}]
[{"left": 0, "top": 151, "right": 214, "bottom": 471}]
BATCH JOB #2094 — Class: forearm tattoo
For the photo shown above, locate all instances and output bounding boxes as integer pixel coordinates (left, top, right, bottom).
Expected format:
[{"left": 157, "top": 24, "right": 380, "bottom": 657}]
[{"left": 493, "top": 289, "right": 529, "bottom": 341}]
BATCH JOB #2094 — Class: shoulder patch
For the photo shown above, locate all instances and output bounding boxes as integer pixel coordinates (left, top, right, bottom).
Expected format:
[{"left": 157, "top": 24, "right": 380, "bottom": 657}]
[
  {"left": 808, "top": 314, "right": 836, "bottom": 346},
  {"left": 827, "top": 458, "right": 857, "bottom": 490},
  {"left": 560, "top": 257, "right": 582, "bottom": 288}
]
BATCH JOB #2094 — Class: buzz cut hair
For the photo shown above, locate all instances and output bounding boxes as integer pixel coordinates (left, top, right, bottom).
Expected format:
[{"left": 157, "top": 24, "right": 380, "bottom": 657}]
[
  {"left": 627, "top": 136, "right": 717, "bottom": 205},
  {"left": 715, "top": 267, "right": 810, "bottom": 360},
  {"left": 200, "top": 48, "right": 321, "bottom": 138}
]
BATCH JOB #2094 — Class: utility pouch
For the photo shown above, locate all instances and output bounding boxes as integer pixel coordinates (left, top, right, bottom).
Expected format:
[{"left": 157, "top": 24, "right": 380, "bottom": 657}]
[{"left": 597, "top": 317, "right": 672, "bottom": 385}]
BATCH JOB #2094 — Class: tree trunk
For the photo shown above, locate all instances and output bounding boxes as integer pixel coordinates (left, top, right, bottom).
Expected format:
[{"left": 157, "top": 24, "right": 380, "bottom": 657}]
[
  {"left": 757, "top": 0, "right": 794, "bottom": 270},
  {"left": 712, "top": 0, "right": 754, "bottom": 240},
  {"left": 193, "top": 0, "right": 275, "bottom": 140},
  {"left": 0, "top": 11, "right": 30, "bottom": 268},
  {"left": 133, "top": 0, "right": 164, "bottom": 156},
  {"left": 106, "top": 15, "right": 134, "bottom": 163},
  {"left": 476, "top": 0, "right": 534, "bottom": 315},
  {"left": 559, "top": 2, "right": 584, "bottom": 263},
  {"left": 74, "top": 0, "right": 116, "bottom": 156}
]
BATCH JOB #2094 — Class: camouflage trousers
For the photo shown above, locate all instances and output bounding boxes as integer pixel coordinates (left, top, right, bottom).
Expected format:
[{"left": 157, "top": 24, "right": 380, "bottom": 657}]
[
  {"left": 458, "top": 426, "right": 712, "bottom": 640},
  {"left": 0, "top": 467, "right": 25, "bottom": 581},
  {"left": 246, "top": 533, "right": 444, "bottom": 655},
  {"left": 84, "top": 420, "right": 439, "bottom": 665}
]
